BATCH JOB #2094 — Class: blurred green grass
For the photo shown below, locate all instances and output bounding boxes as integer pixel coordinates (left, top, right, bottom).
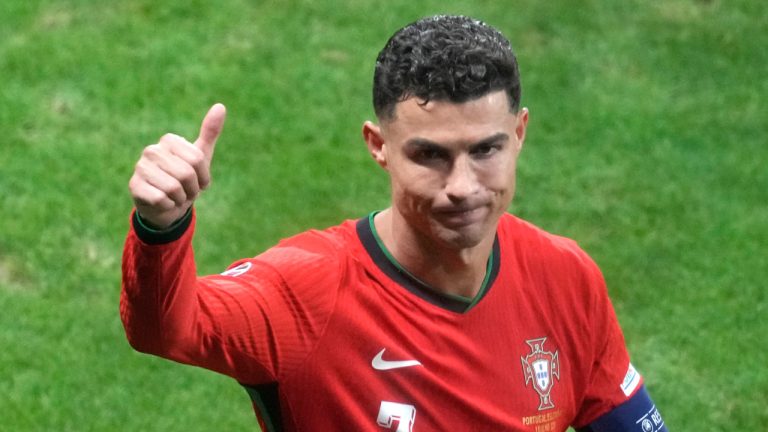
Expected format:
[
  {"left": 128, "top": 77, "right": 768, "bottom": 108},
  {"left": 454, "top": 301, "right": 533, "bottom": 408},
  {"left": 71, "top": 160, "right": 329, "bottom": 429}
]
[{"left": 1, "top": 0, "right": 766, "bottom": 430}]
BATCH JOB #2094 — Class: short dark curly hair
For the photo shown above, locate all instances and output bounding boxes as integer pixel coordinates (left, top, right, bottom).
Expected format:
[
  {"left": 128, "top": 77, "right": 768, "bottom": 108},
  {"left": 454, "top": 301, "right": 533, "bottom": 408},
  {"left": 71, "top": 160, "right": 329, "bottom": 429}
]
[{"left": 373, "top": 15, "right": 521, "bottom": 120}]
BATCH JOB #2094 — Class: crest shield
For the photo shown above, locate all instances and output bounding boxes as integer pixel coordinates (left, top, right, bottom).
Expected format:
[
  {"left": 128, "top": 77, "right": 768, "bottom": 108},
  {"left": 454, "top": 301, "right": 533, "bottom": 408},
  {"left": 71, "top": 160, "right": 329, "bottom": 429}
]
[
  {"left": 521, "top": 337, "right": 560, "bottom": 410},
  {"left": 533, "top": 359, "right": 551, "bottom": 392}
]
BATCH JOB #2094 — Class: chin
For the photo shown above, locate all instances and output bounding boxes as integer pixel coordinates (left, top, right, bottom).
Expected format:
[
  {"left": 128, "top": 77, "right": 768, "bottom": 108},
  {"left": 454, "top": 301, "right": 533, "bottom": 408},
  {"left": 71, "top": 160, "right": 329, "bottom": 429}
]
[{"left": 433, "top": 225, "right": 490, "bottom": 250}]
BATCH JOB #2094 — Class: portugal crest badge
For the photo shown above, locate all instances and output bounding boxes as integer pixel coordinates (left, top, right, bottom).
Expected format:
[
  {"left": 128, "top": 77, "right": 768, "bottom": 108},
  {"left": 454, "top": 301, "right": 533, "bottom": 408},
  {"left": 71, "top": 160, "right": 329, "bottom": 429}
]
[{"left": 521, "top": 337, "right": 560, "bottom": 410}]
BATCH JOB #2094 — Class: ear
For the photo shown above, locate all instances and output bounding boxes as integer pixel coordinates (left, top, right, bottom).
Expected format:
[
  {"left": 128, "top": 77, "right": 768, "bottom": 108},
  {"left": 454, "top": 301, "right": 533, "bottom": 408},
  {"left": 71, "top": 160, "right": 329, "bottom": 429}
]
[
  {"left": 513, "top": 108, "right": 529, "bottom": 151},
  {"left": 362, "top": 121, "right": 388, "bottom": 169}
]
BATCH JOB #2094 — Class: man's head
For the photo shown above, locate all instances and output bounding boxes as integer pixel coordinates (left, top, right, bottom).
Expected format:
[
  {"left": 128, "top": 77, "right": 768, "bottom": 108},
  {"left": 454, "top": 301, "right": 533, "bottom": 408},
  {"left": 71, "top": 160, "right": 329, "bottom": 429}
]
[
  {"left": 363, "top": 16, "right": 529, "bottom": 252},
  {"left": 373, "top": 15, "right": 521, "bottom": 121}
]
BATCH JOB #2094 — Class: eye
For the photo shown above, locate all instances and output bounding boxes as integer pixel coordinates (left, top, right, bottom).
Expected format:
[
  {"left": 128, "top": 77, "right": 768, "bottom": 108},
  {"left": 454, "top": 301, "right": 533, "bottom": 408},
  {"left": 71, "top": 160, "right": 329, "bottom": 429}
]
[
  {"left": 418, "top": 148, "right": 444, "bottom": 160},
  {"left": 471, "top": 143, "right": 501, "bottom": 158},
  {"left": 409, "top": 145, "right": 450, "bottom": 165}
]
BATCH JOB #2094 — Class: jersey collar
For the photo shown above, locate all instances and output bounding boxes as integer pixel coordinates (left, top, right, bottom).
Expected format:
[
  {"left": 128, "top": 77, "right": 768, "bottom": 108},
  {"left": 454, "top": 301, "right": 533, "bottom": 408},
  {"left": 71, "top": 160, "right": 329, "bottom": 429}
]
[{"left": 356, "top": 212, "right": 500, "bottom": 313}]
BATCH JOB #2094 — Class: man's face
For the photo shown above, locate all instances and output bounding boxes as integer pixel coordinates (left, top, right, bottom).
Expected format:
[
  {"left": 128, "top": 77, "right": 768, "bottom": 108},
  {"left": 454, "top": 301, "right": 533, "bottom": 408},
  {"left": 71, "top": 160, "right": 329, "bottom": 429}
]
[{"left": 365, "top": 90, "right": 528, "bottom": 250}]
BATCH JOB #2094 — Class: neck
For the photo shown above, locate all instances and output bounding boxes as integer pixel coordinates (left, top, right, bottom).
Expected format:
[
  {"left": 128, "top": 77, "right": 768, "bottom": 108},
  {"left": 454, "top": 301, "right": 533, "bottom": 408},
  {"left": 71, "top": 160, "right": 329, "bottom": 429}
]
[{"left": 373, "top": 208, "right": 496, "bottom": 299}]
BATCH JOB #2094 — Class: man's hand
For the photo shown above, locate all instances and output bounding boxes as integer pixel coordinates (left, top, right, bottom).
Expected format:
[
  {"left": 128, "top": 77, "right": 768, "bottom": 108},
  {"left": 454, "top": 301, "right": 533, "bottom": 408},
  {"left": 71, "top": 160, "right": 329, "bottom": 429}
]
[{"left": 129, "top": 103, "right": 227, "bottom": 229}]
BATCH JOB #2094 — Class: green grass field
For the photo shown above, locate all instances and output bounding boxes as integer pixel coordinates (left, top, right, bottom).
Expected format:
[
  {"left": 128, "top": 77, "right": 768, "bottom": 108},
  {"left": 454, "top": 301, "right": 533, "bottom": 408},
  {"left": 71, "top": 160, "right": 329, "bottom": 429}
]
[{"left": 1, "top": 0, "right": 766, "bottom": 430}]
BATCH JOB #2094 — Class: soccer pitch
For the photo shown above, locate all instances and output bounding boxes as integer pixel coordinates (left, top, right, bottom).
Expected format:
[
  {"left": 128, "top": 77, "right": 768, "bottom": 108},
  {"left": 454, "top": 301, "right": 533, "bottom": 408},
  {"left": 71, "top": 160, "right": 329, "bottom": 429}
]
[{"left": 1, "top": 0, "right": 765, "bottom": 430}]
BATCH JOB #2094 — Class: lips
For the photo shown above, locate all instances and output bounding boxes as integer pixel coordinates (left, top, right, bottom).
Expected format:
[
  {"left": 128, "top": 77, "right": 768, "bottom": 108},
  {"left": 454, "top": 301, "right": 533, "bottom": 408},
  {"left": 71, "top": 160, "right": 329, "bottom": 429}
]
[{"left": 433, "top": 204, "right": 488, "bottom": 228}]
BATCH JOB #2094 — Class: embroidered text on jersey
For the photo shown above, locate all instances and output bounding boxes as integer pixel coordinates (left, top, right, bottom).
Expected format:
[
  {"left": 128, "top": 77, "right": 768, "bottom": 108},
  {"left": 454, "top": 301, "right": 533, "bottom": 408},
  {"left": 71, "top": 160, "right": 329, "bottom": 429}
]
[
  {"left": 372, "top": 349, "right": 422, "bottom": 371},
  {"left": 521, "top": 337, "right": 560, "bottom": 410}
]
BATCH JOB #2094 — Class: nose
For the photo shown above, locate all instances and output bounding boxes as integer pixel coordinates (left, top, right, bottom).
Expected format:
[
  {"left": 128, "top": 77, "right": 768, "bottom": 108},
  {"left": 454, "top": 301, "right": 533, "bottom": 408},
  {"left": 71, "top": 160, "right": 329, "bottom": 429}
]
[{"left": 445, "top": 156, "right": 480, "bottom": 202}]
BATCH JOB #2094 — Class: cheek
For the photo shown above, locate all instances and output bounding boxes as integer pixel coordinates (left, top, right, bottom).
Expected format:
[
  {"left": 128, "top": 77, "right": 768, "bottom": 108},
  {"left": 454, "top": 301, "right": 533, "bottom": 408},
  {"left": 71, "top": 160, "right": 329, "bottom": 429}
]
[
  {"left": 389, "top": 166, "right": 439, "bottom": 206},
  {"left": 480, "top": 159, "right": 517, "bottom": 194}
]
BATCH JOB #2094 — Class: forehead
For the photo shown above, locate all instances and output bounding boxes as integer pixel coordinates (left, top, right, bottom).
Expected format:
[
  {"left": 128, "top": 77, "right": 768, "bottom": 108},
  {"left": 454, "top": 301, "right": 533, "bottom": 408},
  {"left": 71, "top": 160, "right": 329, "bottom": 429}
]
[{"left": 382, "top": 91, "right": 515, "bottom": 144}]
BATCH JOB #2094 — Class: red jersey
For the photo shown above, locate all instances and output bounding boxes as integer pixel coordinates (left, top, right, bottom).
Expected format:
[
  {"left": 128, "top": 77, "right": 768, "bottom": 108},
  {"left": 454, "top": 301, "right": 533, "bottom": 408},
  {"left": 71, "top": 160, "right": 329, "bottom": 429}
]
[{"left": 121, "top": 211, "right": 644, "bottom": 431}]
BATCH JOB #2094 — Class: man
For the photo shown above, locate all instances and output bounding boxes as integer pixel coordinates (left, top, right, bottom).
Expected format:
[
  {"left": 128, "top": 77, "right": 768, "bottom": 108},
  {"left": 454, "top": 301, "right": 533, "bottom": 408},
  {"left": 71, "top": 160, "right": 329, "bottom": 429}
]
[{"left": 122, "top": 15, "right": 667, "bottom": 431}]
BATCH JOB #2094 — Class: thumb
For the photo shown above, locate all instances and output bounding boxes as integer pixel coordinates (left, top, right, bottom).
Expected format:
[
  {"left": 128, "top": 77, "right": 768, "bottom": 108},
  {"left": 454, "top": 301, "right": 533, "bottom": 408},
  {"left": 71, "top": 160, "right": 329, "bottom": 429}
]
[{"left": 194, "top": 103, "right": 227, "bottom": 160}]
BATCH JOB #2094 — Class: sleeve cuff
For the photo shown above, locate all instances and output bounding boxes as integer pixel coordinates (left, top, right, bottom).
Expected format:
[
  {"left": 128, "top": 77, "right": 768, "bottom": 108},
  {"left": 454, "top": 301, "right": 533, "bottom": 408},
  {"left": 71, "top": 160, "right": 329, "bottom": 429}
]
[{"left": 132, "top": 209, "right": 193, "bottom": 245}]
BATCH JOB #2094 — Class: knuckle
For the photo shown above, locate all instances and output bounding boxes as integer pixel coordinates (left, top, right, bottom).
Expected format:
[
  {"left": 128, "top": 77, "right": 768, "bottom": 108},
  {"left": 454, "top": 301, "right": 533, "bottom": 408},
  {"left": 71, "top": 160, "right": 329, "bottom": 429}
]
[
  {"left": 134, "top": 159, "right": 154, "bottom": 176},
  {"left": 167, "top": 182, "right": 185, "bottom": 199},
  {"left": 141, "top": 194, "right": 163, "bottom": 207},
  {"left": 180, "top": 144, "right": 205, "bottom": 165},
  {"left": 134, "top": 191, "right": 160, "bottom": 209},
  {"left": 160, "top": 133, "right": 179, "bottom": 143},
  {"left": 200, "top": 177, "right": 211, "bottom": 190},
  {"left": 179, "top": 164, "right": 197, "bottom": 182},
  {"left": 189, "top": 151, "right": 205, "bottom": 166},
  {"left": 162, "top": 133, "right": 191, "bottom": 149},
  {"left": 142, "top": 144, "right": 161, "bottom": 157},
  {"left": 128, "top": 174, "right": 142, "bottom": 190}
]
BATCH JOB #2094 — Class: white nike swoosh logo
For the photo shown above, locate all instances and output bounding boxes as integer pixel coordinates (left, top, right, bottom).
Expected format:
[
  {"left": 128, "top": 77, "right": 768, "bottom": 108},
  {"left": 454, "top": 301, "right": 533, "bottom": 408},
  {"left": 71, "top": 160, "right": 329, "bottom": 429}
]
[{"left": 372, "top": 348, "right": 423, "bottom": 370}]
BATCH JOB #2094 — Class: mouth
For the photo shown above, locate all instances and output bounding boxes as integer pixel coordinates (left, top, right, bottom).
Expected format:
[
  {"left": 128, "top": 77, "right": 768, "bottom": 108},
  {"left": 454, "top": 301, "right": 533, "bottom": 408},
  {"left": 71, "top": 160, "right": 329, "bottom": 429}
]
[{"left": 433, "top": 205, "right": 487, "bottom": 228}]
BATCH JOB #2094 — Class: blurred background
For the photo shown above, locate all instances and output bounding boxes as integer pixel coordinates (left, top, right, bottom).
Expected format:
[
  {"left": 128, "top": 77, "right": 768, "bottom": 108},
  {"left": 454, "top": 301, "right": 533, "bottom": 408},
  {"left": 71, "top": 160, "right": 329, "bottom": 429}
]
[{"left": 1, "top": 0, "right": 765, "bottom": 430}]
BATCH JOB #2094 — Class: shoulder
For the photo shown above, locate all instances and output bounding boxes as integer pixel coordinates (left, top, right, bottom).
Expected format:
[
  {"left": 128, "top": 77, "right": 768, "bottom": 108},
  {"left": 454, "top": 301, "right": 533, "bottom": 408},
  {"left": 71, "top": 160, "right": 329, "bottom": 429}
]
[
  {"left": 496, "top": 213, "right": 609, "bottom": 322},
  {"left": 233, "top": 219, "right": 358, "bottom": 289},
  {"left": 256, "top": 219, "right": 357, "bottom": 266},
  {"left": 209, "top": 220, "right": 359, "bottom": 327},
  {"left": 497, "top": 213, "right": 601, "bottom": 276}
]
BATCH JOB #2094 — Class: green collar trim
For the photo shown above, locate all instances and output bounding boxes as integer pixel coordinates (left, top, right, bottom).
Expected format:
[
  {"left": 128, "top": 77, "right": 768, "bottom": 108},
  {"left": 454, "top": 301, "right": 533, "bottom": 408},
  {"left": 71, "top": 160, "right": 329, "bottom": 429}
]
[{"left": 367, "top": 212, "right": 495, "bottom": 309}]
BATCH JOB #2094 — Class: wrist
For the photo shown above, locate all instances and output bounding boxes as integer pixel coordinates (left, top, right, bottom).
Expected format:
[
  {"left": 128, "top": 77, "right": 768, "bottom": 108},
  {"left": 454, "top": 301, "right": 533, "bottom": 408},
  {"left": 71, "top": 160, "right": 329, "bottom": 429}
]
[{"left": 133, "top": 208, "right": 193, "bottom": 245}]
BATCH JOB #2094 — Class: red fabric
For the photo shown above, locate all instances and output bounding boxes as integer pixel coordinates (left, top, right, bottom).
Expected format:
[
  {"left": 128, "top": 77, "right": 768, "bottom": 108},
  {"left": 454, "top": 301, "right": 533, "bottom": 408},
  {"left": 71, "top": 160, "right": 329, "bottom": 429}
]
[{"left": 121, "top": 211, "right": 639, "bottom": 431}]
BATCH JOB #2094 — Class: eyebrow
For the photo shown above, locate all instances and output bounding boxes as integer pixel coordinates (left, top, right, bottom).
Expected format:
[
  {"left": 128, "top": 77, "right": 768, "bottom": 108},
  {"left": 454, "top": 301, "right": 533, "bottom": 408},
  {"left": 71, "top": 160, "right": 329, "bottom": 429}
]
[{"left": 404, "top": 132, "right": 510, "bottom": 149}]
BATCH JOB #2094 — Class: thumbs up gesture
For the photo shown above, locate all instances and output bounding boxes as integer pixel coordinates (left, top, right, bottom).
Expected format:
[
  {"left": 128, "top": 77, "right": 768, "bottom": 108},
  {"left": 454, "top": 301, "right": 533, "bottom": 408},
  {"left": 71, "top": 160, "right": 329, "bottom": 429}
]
[{"left": 129, "top": 104, "right": 227, "bottom": 229}]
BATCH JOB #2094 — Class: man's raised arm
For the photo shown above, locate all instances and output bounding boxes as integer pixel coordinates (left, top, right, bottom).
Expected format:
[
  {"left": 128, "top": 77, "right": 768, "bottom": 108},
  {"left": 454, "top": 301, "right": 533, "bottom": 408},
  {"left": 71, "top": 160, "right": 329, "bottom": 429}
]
[{"left": 120, "top": 104, "right": 229, "bottom": 361}]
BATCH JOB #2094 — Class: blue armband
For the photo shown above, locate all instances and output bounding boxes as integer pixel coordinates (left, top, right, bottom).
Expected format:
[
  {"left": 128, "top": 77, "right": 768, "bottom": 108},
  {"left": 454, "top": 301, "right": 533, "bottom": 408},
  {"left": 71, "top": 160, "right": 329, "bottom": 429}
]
[{"left": 577, "top": 385, "right": 667, "bottom": 432}]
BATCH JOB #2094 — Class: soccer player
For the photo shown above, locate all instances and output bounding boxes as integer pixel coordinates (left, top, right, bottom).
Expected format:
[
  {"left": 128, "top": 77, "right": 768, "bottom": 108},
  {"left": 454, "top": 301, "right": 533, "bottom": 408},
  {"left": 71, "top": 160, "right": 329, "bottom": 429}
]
[{"left": 122, "top": 15, "right": 668, "bottom": 432}]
